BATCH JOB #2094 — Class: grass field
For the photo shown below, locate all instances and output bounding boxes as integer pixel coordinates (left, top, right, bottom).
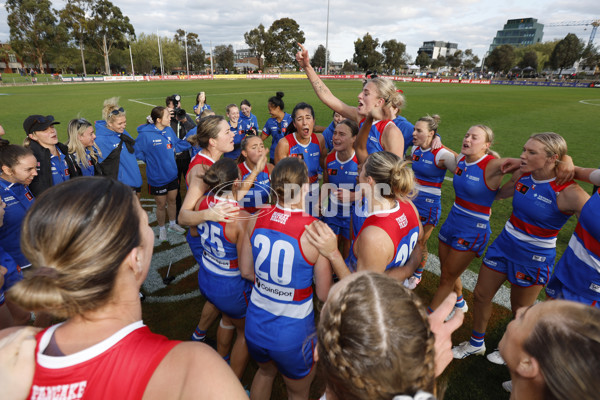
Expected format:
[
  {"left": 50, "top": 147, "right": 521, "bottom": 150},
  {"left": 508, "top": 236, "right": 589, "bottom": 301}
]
[{"left": 1, "top": 79, "right": 599, "bottom": 399}]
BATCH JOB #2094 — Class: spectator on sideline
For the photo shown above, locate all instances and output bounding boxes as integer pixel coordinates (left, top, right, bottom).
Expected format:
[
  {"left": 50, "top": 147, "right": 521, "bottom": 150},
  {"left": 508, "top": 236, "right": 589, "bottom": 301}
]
[
  {"left": 166, "top": 94, "right": 196, "bottom": 216},
  {"left": 22, "top": 115, "right": 78, "bottom": 196},
  {"left": 95, "top": 98, "right": 142, "bottom": 196},
  {"left": 193, "top": 91, "right": 211, "bottom": 121},
  {"left": 136, "top": 106, "right": 190, "bottom": 242},
  {"left": 66, "top": 118, "right": 104, "bottom": 176}
]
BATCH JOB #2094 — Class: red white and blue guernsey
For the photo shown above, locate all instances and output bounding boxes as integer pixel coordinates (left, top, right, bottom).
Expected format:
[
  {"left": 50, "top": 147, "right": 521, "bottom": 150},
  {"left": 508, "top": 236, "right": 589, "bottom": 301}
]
[
  {"left": 197, "top": 196, "right": 251, "bottom": 319},
  {"left": 411, "top": 146, "right": 450, "bottom": 197},
  {"left": 496, "top": 174, "right": 574, "bottom": 261},
  {"left": 411, "top": 146, "right": 450, "bottom": 226},
  {"left": 284, "top": 133, "right": 321, "bottom": 184},
  {"left": 548, "top": 189, "right": 600, "bottom": 303},
  {"left": 185, "top": 152, "right": 216, "bottom": 187},
  {"left": 451, "top": 154, "right": 497, "bottom": 220},
  {"left": 361, "top": 119, "right": 395, "bottom": 155},
  {"left": 30, "top": 321, "right": 179, "bottom": 400},
  {"left": 322, "top": 151, "right": 359, "bottom": 231},
  {"left": 347, "top": 201, "right": 420, "bottom": 272},
  {"left": 438, "top": 154, "right": 497, "bottom": 256},
  {"left": 185, "top": 153, "right": 216, "bottom": 262},
  {"left": 245, "top": 205, "right": 317, "bottom": 351},
  {"left": 238, "top": 162, "right": 271, "bottom": 213}
]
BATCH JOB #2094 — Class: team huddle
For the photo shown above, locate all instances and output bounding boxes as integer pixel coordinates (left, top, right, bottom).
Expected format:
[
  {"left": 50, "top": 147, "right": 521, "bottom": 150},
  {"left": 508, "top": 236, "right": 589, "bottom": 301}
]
[{"left": 0, "top": 44, "right": 599, "bottom": 400}]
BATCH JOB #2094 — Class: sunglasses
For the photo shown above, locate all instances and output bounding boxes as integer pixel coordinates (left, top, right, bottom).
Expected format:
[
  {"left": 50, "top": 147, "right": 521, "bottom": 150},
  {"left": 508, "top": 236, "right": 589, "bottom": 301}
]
[
  {"left": 34, "top": 116, "right": 55, "bottom": 125},
  {"left": 110, "top": 107, "right": 125, "bottom": 116},
  {"left": 72, "top": 118, "right": 92, "bottom": 130}
]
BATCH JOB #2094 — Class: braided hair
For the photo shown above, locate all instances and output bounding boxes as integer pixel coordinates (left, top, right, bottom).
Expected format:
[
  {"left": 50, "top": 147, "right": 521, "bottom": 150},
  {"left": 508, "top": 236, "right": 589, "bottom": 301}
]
[{"left": 317, "top": 272, "right": 436, "bottom": 400}]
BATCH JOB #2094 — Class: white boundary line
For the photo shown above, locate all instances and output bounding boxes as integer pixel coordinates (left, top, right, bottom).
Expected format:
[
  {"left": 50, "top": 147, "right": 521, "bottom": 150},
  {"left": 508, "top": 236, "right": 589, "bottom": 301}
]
[{"left": 579, "top": 99, "right": 600, "bottom": 106}]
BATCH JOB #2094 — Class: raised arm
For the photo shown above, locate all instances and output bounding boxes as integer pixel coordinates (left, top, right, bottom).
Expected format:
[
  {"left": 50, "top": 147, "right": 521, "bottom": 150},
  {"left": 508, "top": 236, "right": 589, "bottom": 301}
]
[
  {"left": 236, "top": 153, "right": 267, "bottom": 201},
  {"left": 354, "top": 115, "right": 372, "bottom": 166},
  {"left": 295, "top": 44, "right": 359, "bottom": 122}
]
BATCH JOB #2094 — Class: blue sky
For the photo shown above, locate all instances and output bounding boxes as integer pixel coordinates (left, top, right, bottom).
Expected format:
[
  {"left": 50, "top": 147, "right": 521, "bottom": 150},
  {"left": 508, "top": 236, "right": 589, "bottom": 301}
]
[{"left": 1, "top": 0, "right": 599, "bottom": 64}]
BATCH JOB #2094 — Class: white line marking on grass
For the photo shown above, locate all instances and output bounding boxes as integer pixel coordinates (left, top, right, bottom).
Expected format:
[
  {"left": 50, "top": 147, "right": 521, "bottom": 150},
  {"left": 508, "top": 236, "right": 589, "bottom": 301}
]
[
  {"left": 129, "top": 99, "right": 158, "bottom": 107},
  {"left": 424, "top": 253, "right": 511, "bottom": 309},
  {"left": 128, "top": 98, "right": 196, "bottom": 119},
  {"left": 579, "top": 99, "right": 600, "bottom": 106},
  {"left": 140, "top": 205, "right": 203, "bottom": 303}
]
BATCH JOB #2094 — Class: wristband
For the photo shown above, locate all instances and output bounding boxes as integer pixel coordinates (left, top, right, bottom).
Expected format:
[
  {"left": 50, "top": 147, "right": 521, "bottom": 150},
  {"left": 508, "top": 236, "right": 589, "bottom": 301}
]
[{"left": 590, "top": 168, "right": 600, "bottom": 186}]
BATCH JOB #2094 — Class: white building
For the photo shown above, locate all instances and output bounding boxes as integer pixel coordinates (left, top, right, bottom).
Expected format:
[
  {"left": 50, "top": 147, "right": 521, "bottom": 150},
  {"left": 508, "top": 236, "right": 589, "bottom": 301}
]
[{"left": 417, "top": 41, "right": 458, "bottom": 59}]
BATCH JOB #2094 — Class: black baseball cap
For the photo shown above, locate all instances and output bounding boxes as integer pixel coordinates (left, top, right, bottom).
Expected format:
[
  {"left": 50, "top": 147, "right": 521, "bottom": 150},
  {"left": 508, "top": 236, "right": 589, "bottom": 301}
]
[{"left": 23, "top": 115, "right": 60, "bottom": 135}]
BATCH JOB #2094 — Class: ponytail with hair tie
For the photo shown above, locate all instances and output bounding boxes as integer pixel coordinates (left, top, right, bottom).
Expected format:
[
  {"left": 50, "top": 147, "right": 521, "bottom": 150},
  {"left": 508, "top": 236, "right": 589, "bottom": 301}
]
[{"left": 33, "top": 266, "right": 60, "bottom": 279}]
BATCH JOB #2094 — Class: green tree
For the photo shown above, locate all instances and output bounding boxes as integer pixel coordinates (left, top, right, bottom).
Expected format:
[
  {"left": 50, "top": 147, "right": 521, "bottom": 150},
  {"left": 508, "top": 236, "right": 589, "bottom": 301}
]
[
  {"left": 214, "top": 44, "right": 234, "bottom": 72},
  {"left": 6, "top": 0, "right": 59, "bottom": 73},
  {"left": 312, "top": 45, "right": 328, "bottom": 69},
  {"left": 549, "top": 33, "right": 584, "bottom": 75},
  {"left": 130, "top": 33, "right": 158, "bottom": 74},
  {"left": 266, "top": 18, "right": 305, "bottom": 69},
  {"left": 85, "top": 0, "right": 135, "bottom": 74},
  {"left": 415, "top": 52, "right": 430, "bottom": 70},
  {"left": 518, "top": 50, "right": 538, "bottom": 70},
  {"left": 446, "top": 49, "right": 463, "bottom": 70},
  {"left": 581, "top": 44, "right": 600, "bottom": 70},
  {"left": 130, "top": 33, "right": 182, "bottom": 74},
  {"left": 485, "top": 44, "right": 516, "bottom": 73},
  {"left": 462, "top": 49, "right": 480, "bottom": 70},
  {"left": 353, "top": 33, "right": 383, "bottom": 72},
  {"left": 341, "top": 59, "right": 358, "bottom": 73},
  {"left": 160, "top": 37, "right": 184, "bottom": 73},
  {"left": 58, "top": 0, "right": 91, "bottom": 75},
  {"left": 174, "top": 30, "right": 205, "bottom": 73},
  {"left": 430, "top": 55, "right": 446, "bottom": 70},
  {"left": 244, "top": 24, "right": 269, "bottom": 70},
  {"left": 381, "top": 39, "right": 407, "bottom": 72}
]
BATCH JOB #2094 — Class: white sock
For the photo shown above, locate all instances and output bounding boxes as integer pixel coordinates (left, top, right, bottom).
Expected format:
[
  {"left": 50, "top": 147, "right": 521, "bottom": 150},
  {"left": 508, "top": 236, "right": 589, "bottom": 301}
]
[{"left": 169, "top": 220, "right": 176, "bottom": 226}]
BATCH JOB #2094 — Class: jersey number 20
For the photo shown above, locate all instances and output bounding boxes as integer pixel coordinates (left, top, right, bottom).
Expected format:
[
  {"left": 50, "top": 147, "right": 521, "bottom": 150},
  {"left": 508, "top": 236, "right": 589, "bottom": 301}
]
[{"left": 253, "top": 234, "right": 294, "bottom": 285}]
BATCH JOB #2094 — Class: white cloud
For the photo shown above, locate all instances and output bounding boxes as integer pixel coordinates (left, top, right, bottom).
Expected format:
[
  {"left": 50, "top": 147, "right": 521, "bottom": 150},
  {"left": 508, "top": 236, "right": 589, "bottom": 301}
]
[{"left": 1, "top": 0, "right": 599, "bottom": 64}]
